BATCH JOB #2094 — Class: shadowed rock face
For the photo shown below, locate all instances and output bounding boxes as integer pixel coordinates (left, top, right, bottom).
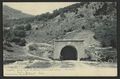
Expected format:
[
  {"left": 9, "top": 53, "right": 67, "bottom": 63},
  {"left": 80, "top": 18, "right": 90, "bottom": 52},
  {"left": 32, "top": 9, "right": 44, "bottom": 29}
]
[{"left": 60, "top": 46, "right": 77, "bottom": 60}]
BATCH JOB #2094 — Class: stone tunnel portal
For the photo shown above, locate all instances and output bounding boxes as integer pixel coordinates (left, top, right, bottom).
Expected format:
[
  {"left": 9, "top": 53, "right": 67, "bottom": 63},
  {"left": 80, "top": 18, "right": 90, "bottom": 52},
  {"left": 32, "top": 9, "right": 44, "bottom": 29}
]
[{"left": 53, "top": 39, "right": 85, "bottom": 61}]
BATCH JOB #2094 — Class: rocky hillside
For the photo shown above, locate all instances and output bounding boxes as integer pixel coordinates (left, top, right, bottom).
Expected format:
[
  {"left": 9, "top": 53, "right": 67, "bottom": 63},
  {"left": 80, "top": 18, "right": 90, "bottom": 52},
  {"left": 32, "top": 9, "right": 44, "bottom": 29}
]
[
  {"left": 25, "top": 2, "right": 116, "bottom": 47},
  {"left": 3, "top": 2, "right": 117, "bottom": 62}
]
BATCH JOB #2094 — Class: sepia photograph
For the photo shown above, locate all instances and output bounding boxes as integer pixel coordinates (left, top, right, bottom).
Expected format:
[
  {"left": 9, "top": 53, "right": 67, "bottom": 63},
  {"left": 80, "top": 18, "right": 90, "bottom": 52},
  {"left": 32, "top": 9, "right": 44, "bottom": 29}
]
[{"left": 3, "top": 2, "right": 117, "bottom": 76}]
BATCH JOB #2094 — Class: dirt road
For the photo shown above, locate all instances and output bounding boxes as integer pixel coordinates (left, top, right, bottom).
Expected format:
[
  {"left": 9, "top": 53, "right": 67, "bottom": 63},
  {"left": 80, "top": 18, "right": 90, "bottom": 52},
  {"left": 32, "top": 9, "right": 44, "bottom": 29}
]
[{"left": 4, "top": 60, "right": 117, "bottom": 76}]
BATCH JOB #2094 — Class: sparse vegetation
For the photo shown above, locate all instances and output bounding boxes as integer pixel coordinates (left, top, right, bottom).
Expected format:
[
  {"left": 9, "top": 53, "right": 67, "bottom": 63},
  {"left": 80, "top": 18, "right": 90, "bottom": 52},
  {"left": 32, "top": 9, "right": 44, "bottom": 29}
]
[{"left": 4, "top": 2, "right": 117, "bottom": 48}]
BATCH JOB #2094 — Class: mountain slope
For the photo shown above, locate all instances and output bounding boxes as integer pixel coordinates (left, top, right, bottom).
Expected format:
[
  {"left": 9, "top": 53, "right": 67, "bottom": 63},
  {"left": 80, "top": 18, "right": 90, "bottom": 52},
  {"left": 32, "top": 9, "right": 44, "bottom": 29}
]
[
  {"left": 25, "top": 2, "right": 116, "bottom": 47},
  {"left": 4, "top": 2, "right": 116, "bottom": 47},
  {"left": 3, "top": 2, "right": 117, "bottom": 62},
  {"left": 3, "top": 5, "right": 33, "bottom": 20}
]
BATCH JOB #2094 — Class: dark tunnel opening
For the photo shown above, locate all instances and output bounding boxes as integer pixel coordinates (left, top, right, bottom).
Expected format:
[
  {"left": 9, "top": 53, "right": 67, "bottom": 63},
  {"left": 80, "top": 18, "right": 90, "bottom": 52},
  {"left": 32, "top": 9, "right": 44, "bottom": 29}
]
[{"left": 60, "top": 46, "right": 77, "bottom": 60}]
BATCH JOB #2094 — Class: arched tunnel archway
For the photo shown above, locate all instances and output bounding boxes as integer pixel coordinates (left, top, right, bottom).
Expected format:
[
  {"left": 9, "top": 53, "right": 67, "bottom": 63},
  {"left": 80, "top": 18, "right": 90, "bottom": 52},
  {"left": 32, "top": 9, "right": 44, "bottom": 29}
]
[{"left": 60, "top": 46, "right": 77, "bottom": 60}]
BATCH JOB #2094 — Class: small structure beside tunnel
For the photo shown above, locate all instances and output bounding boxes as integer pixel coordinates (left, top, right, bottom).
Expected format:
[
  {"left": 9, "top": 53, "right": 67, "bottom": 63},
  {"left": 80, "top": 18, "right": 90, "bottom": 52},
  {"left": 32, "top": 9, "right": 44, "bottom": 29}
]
[{"left": 53, "top": 39, "right": 86, "bottom": 61}]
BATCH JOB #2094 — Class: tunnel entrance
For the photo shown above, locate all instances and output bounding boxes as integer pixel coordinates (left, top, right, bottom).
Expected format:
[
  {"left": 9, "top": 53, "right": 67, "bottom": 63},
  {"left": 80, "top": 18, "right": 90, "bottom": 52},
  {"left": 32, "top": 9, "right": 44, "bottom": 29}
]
[{"left": 60, "top": 46, "right": 77, "bottom": 60}]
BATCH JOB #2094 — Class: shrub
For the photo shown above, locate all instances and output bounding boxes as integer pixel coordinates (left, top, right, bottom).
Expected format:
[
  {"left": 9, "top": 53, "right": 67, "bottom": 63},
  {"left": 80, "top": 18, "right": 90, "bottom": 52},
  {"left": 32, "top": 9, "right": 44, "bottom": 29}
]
[
  {"left": 60, "top": 13, "right": 66, "bottom": 18},
  {"left": 28, "top": 44, "right": 38, "bottom": 51},
  {"left": 3, "top": 28, "right": 11, "bottom": 40},
  {"left": 36, "top": 27, "right": 38, "bottom": 30},
  {"left": 3, "top": 42, "right": 12, "bottom": 47},
  {"left": 82, "top": 26, "right": 85, "bottom": 30},
  {"left": 6, "top": 49, "right": 14, "bottom": 52},
  {"left": 25, "top": 24, "right": 31, "bottom": 30},
  {"left": 14, "top": 30, "right": 26, "bottom": 37},
  {"left": 15, "top": 25, "right": 25, "bottom": 30},
  {"left": 76, "top": 14, "right": 84, "bottom": 18},
  {"left": 18, "top": 39, "right": 26, "bottom": 46},
  {"left": 11, "top": 37, "right": 21, "bottom": 43},
  {"left": 10, "top": 37, "right": 26, "bottom": 46}
]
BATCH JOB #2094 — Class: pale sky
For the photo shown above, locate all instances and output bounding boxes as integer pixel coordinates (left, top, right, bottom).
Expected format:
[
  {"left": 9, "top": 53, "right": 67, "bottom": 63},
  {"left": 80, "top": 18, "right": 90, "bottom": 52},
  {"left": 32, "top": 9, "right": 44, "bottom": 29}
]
[{"left": 3, "top": 2, "right": 79, "bottom": 15}]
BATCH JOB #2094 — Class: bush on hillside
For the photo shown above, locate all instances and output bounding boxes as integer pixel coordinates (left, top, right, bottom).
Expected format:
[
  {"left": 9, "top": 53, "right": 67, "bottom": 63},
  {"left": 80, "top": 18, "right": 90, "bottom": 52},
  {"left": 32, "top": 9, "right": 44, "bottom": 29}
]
[
  {"left": 10, "top": 37, "right": 26, "bottom": 46},
  {"left": 15, "top": 25, "right": 25, "bottom": 30},
  {"left": 60, "top": 13, "right": 66, "bottom": 18},
  {"left": 14, "top": 30, "right": 26, "bottom": 37},
  {"left": 28, "top": 44, "right": 38, "bottom": 51},
  {"left": 11, "top": 37, "right": 21, "bottom": 43},
  {"left": 25, "top": 24, "right": 32, "bottom": 31},
  {"left": 18, "top": 39, "right": 26, "bottom": 46},
  {"left": 3, "top": 42, "right": 12, "bottom": 47},
  {"left": 3, "top": 28, "right": 10, "bottom": 40}
]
